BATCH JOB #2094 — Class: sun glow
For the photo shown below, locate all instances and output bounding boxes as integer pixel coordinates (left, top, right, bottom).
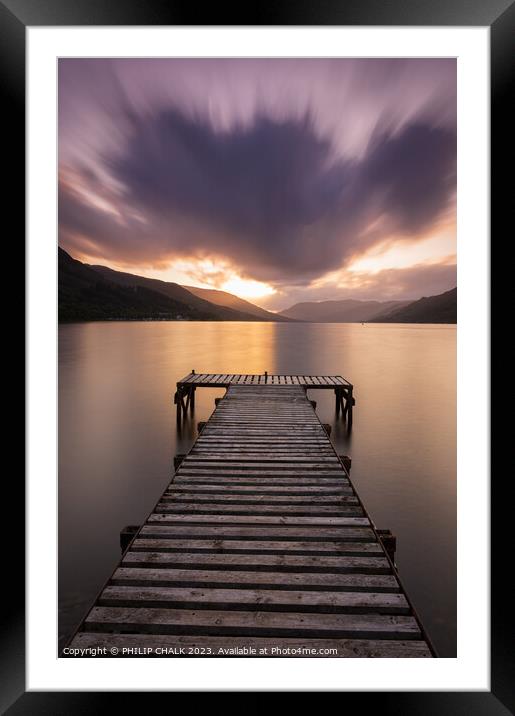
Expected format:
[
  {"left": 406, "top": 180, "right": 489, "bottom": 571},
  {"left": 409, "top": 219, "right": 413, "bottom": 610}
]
[
  {"left": 133, "top": 257, "right": 276, "bottom": 301},
  {"left": 221, "top": 276, "right": 275, "bottom": 300}
]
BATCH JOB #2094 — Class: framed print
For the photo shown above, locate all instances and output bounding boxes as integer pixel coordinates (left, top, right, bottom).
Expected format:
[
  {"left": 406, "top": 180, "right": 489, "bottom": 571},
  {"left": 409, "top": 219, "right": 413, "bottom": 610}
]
[{"left": 5, "top": 0, "right": 510, "bottom": 709}]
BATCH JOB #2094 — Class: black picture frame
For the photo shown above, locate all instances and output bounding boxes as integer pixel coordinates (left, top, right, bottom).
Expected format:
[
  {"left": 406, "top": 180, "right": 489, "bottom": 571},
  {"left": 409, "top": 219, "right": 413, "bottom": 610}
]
[{"left": 5, "top": 0, "right": 510, "bottom": 710}]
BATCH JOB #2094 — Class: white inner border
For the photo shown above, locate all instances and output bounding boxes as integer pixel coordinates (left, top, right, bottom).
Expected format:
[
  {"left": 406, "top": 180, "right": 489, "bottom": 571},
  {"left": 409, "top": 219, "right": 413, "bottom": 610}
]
[{"left": 27, "top": 26, "right": 489, "bottom": 691}]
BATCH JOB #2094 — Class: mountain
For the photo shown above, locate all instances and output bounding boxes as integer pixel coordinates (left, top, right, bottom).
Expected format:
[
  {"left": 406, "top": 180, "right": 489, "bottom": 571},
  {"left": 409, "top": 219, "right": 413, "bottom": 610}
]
[
  {"left": 59, "top": 248, "right": 457, "bottom": 324},
  {"left": 59, "top": 248, "right": 286, "bottom": 322},
  {"left": 183, "top": 285, "right": 290, "bottom": 321},
  {"left": 89, "top": 263, "right": 264, "bottom": 321},
  {"left": 280, "top": 290, "right": 456, "bottom": 324},
  {"left": 369, "top": 287, "right": 457, "bottom": 324},
  {"left": 279, "top": 299, "right": 409, "bottom": 323},
  {"left": 59, "top": 248, "right": 221, "bottom": 322}
]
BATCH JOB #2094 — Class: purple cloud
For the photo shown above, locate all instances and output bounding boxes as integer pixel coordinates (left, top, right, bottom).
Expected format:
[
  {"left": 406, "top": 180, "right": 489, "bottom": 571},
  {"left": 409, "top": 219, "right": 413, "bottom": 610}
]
[{"left": 58, "top": 58, "right": 456, "bottom": 295}]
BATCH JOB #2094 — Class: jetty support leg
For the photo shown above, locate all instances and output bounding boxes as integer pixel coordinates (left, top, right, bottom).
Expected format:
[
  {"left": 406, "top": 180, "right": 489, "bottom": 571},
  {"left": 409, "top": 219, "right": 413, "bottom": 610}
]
[
  {"left": 189, "top": 386, "right": 195, "bottom": 413},
  {"left": 347, "top": 387, "right": 355, "bottom": 428},
  {"left": 182, "top": 385, "right": 195, "bottom": 415},
  {"left": 174, "top": 385, "right": 188, "bottom": 423},
  {"left": 377, "top": 529, "right": 397, "bottom": 566},
  {"left": 120, "top": 525, "right": 139, "bottom": 553},
  {"left": 174, "top": 454, "right": 186, "bottom": 471},
  {"left": 340, "top": 386, "right": 355, "bottom": 428},
  {"left": 173, "top": 387, "right": 180, "bottom": 422},
  {"left": 335, "top": 388, "right": 345, "bottom": 417},
  {"left": 339, "top": 455, "right": 352, "bottom": 473}
]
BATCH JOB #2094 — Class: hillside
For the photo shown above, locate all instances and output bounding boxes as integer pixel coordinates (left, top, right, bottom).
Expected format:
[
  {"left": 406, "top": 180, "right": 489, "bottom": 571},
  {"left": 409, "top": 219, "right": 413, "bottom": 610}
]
[
  {"left": 369, "top": 287, "right": 457, "bottom": 324},
  {"left": 59, "top": 248, "right": 264, "bottom": 322},
  {"left": 59, "top": 248, "right": 457, "bottom": 324},
  {"left": 183, "top": 285, "right": 290, "bottom": 321},
  {"left": 279, "top": 298, "right": 409, "bottom": 323},
  {"left": 89, "top": 263, "right": 266, "bottom": 321}
]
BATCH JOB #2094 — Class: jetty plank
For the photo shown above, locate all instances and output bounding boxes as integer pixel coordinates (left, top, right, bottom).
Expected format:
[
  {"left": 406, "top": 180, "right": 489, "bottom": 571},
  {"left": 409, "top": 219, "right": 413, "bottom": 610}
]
[
  {"left": 121, "top": 552, "right": 389, "bottom": 571},
  {"left": 83, "top": 607, "right": 421, "bottom": 638},
  {"left": 110, "top": 567, "right": 399, "bottom": 591},
  {"left": 128, "top": 540, "right": 386, "bottom": 555}
]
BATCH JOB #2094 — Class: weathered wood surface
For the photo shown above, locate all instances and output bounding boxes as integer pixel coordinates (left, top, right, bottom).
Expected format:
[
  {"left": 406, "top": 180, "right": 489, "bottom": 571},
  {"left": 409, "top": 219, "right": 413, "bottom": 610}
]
[
  {"left": 177, "top": 373, "right": 352, "bottom": 388},
  {"left": 129, "top": 539, "right": 385, "bottom": 555},
  {"left": 84, "top": 607, "right": 421, "bottom": 638},
  {"left": 174, "top": 373, "right": 355, "bottom": 426},
  {"left": 122, "top": 552, "right": 389, "bottom": 571},
  {"left": 111, "top": 567, "right": 399, "bottom": 590},
  {"left": 66, "top": 384, "right": 432, "bottom": 658}
]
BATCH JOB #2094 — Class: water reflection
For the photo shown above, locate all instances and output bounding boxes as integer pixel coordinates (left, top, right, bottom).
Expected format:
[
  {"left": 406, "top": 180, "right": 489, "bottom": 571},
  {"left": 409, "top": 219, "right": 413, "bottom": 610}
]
[{"left": 59, "top": 321, "right": 456, "bottom": 655}]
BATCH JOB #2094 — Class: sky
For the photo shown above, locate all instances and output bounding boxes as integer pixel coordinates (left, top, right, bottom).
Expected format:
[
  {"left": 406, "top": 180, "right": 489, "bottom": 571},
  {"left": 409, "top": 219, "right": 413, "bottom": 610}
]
[{"left": 58, "top": 58, "right": 456, "bottom": 310}]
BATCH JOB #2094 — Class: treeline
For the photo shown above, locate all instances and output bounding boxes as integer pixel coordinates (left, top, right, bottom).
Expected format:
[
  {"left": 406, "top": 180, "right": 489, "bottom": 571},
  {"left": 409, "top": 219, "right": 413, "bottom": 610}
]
[{"left": 59, "top": 280, "right": 219, "bottom": 323}]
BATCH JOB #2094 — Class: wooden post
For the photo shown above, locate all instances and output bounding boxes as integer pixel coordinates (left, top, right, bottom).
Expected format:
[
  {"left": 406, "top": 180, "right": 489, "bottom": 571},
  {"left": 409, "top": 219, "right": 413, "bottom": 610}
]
[
  {"left": 120, "top": 525, "right": 139, "bottom": 553},
  {"left": 347, "top": 387, "right": 354, "bottom": 428},
  {"left": 174, "top": 454, "right": 186, "bottom": 470},
  {"left": 338, "top": 386, "right": 354, "bottom": 429},
  {"left": 174, "top": 384, "right": 196, "bottom": 423},
  {"left": 264, "top": 370, "right": 268, "bottom": 384},
  {"left": 377, "top": 529, "right": 397, "bottom": 565},
  {"left": 189, "top": 386, "right": 195, "bottom": 413},
  {"left": 174, "top": 386, "right": 183, "bottom": 423},
  {"left": 339, "top": 455, "right": 352, "bottom": 472}
]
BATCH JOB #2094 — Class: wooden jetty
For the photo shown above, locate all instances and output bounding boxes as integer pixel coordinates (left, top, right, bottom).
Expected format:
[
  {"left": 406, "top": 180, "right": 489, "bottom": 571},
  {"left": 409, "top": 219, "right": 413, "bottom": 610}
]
[
  {"left": 66, "top": 378, "right": 433, "bottom": 658},
  {"left": 174, "top": 372, "right": 355, "bottom": 425}
]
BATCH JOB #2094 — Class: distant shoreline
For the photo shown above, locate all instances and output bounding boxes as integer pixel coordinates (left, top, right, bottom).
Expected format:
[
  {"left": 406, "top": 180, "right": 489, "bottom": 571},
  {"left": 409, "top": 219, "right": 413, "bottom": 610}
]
[
  {"left": 59, "top": 317, "right": 457, "bottom": 325},
  {"left": 59, "top": 248, "right": 456, "bottom": 325}
]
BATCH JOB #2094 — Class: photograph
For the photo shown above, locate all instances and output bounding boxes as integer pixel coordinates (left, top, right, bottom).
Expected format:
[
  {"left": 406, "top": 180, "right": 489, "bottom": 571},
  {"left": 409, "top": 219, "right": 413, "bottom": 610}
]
[
  {"left": 57, "top": 57, "right": 457, "bottom": 659},
  {"left": 2, "top": 0, "right": 505, "bottom": 703}
]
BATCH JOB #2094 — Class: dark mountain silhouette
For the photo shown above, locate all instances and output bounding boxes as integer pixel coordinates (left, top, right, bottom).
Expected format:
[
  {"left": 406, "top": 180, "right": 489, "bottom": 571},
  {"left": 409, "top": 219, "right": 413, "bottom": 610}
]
[
  {"left": 59, "top": 248, "right": 457, "bottom": 324},
  {"left": 279, "top": 298, "right": 409, "bottom": 322},
  {"left": 59, "top": 248, "right": 217, "bottom": 322},
  {"left": 369, "top": 287, "right": 457, "bottom": 323},
  {"left": 59, "top": 248, "right": 285, "bottom": 322}
]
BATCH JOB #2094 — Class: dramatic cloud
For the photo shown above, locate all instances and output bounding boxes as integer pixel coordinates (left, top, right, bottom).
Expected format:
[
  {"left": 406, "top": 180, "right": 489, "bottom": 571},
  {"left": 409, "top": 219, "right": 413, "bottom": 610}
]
[
  {"left": 58, "top": 59, "right": 456, "bottom": 301},
  {"left": 263, "top": 260, "right": 457, "bottom": 310}
]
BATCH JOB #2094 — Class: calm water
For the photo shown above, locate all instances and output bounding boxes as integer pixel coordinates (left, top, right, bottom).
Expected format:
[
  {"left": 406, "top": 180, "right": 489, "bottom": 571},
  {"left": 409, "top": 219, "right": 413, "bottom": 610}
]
[{"left": 59, "top": 321, "right": 456, "bottom": 656}]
